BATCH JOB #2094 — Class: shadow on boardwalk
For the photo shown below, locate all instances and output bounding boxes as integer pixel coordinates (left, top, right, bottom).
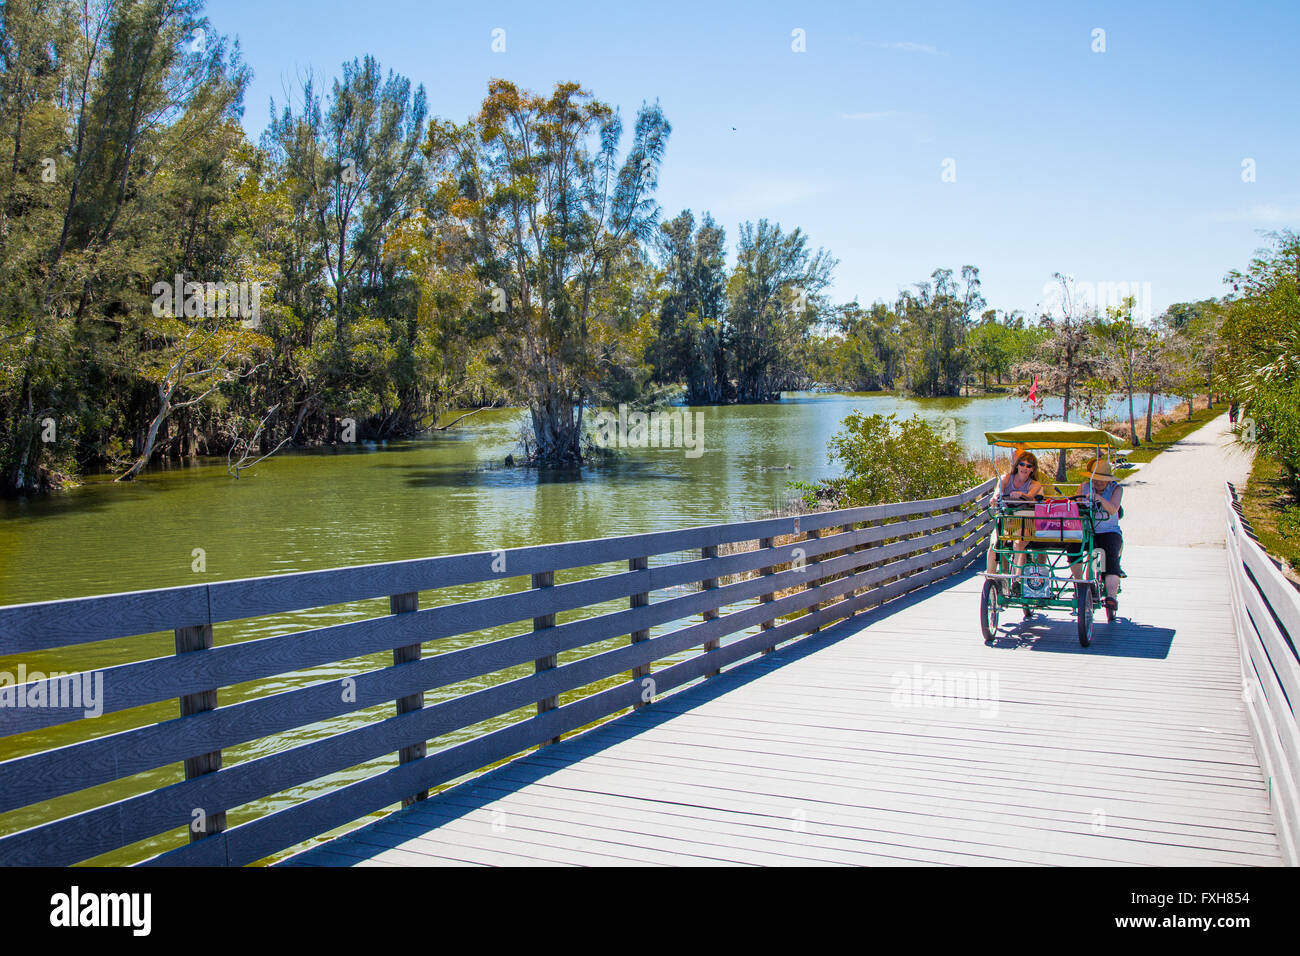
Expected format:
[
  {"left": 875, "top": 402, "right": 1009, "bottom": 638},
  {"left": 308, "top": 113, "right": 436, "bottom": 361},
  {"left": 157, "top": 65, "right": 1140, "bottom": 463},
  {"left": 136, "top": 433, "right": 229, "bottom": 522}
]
[
  {"left": 284, "top": 573, "right": 957, "bottom": 866},
  {"left": 284, "top": 545, "right": 1280, "bottom": 867},
  {"left": 987, "top": 616, "right": 1176, "bottom": 659}
]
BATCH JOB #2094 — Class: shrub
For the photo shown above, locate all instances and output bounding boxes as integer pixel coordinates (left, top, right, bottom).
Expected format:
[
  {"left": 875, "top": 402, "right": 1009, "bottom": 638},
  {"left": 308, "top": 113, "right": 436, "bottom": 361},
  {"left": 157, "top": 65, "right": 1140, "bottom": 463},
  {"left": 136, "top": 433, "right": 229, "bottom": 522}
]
[{"left": 796, "top": 412, "right": 979, "bottom": 508}]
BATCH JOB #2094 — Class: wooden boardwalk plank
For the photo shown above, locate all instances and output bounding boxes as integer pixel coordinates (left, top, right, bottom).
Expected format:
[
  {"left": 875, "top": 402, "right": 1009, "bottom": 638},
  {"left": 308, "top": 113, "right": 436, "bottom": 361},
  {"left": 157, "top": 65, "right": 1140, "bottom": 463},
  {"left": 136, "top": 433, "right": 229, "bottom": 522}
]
[
  {"left": 441, "top": 774, "right": 1266, "bottom": 866},
  {"left": 498, "top": 722, "right": 1277, "bottom": 816},
  {"left": 517, "top": 732, "right": 1276, "bottom": 815},
  {"left": 513, "top": 749, "right": 1277, "bottom": 856},
  {"left": 284, "top": 545, "right": 1284, "bottom": 867}
]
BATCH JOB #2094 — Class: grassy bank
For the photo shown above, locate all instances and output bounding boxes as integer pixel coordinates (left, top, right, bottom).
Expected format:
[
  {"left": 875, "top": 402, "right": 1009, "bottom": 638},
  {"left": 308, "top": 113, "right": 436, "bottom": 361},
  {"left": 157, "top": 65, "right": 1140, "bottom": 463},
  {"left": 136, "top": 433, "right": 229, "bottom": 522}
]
[
  {"left": 1239, "top": 452, "right": 1300, "bottom": 581},
  {"left": 976, "top": 399, "right": 1225, "bottom": 489},
  {"left": 1069, "top": 399, "right": 1225, "bottom": 483}
]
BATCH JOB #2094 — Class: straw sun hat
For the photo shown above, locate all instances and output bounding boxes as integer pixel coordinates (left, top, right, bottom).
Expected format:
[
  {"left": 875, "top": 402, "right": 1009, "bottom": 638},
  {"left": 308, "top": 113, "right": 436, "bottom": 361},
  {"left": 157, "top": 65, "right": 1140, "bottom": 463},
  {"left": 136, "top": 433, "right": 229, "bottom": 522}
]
[{"left": 1085, "top": 458, "right": 1114, "bottom": 479}]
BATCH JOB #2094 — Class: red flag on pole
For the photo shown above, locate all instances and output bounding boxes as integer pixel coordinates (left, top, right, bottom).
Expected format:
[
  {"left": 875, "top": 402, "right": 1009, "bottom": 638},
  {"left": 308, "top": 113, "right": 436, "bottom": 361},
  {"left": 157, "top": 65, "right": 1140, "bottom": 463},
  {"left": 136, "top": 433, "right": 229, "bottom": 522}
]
[{"left": 1028, "top": 375, "right": 1038, "bottom": 404}]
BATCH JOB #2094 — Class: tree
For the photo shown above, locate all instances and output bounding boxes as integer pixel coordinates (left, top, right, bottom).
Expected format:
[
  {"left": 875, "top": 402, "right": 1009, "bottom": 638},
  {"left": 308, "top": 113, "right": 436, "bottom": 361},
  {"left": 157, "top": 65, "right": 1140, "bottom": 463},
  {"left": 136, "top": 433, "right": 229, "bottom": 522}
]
[
  {"left": 266, "top": 56, "right": 428, "bottom": 415},
  {"left": 0, "top": 0, "right": 249, "bottom": 492},
  {"left": 1017, "top": 273, "right": 1096, "bottom": 479},
  {"left": 726, "top": 220, "right": 835, "bottom": 402},
  {"left": 1131, "top": 321, "right": 1165, "bottom": 443},
  {"left": 968, "top": 314, "right": 1010, "bottom": 391},
  {"left": 897, "top": 266, "right": 984, "bottom": 396},
  {"left": 1093, "top": 296, "right": 1143, "bottom": 446},
  {"left": 426, "top": 80, "right": 670, "bottom": 466},
  {"left": 118, "top": 318, "right": 264, "bottom": 480},
  {"left": 1223, "top": 230, "right": 1300, "bottom": 483},
  {"left": 651, "top": 209, "right": 728, "bottom": 403},
  {"left": 807, "top": 301, "right": 901, "bottom": 392}
]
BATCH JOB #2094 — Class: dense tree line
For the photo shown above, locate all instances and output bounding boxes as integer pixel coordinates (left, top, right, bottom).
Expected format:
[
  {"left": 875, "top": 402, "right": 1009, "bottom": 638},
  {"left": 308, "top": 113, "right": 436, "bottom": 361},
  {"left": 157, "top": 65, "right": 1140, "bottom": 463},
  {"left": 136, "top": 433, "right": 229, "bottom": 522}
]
[
  {"left": 0, "top": 1, "right": 1245, "bottom": 494},
  {"left": 0, "top": 1, "right": 839, "bottom": 488},
  {"left": 1222, "top": 231, "right": 1300, "bottom": 484},
  {"left": 803, "top": 289, "right": 1045, "bottom": 395}
]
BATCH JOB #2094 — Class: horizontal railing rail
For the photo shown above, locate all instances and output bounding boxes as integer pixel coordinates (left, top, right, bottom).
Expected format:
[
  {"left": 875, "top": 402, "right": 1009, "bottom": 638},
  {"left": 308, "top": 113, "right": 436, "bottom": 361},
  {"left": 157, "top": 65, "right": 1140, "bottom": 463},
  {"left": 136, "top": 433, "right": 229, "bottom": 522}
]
[
  {"left": 1224, "top": 482, "right": 1300, "bottom": 867},
  {"left": 0, "top": 478, "right": 993, "bottom": 866}
]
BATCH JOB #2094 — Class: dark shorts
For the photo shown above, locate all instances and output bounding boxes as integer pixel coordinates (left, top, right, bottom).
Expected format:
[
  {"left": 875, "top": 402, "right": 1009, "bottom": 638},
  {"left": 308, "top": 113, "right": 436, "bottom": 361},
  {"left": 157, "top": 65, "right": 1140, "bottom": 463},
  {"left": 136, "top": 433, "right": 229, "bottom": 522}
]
[
  {"left": 1093, "top": 532, "right": 1123, "bottom": 577},
  {"left": 1028, "top": 532, "right": 1123, "bottom": 576}
]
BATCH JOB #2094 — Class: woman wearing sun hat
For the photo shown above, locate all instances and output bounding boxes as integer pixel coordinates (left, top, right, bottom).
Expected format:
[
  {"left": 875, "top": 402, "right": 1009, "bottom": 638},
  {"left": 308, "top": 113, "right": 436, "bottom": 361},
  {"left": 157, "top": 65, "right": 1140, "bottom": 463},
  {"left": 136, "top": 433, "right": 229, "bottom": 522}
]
[{"left": 1072, "top": 457, "right": 1124, "bottom": 616}]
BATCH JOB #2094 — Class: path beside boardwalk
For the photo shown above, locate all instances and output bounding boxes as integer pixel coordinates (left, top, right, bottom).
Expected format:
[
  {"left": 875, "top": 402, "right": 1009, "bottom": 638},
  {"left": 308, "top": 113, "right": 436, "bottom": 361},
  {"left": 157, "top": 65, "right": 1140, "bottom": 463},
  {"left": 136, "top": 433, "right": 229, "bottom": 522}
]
[{"left": 1119, "top": 411, "right": 1253, "bottom": 548}]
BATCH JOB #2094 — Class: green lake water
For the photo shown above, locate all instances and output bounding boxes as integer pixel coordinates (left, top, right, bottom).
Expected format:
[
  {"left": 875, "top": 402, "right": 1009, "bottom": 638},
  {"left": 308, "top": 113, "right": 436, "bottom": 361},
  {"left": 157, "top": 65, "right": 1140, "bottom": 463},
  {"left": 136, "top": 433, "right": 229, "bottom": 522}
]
[{"left": 0, "top": 391, "right": 1178, "bottom": 864}]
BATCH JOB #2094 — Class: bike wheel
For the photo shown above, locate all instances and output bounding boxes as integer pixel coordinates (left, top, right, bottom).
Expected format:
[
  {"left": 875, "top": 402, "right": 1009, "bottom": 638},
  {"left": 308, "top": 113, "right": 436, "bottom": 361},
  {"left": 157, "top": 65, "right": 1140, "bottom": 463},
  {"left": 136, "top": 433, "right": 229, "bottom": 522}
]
[
  {"left": 1077, "top": 583, "right": 1094, "bottom": 647},
  {"left": 980, "top": 579, "right": 1000, "bottom": 644}
]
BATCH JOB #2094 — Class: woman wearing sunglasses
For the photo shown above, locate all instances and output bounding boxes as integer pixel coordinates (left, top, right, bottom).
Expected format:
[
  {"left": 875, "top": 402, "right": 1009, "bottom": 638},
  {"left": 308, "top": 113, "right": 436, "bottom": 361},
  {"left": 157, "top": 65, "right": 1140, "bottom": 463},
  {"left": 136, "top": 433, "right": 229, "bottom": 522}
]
[{"left": 985, "top": 451, "right": 1043, "bottom": 582}]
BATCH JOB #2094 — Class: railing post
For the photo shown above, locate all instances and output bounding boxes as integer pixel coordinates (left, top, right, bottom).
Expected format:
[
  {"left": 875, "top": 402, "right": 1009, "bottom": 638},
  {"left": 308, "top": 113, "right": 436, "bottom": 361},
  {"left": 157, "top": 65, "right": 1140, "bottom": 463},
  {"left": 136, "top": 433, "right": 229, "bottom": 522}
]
[
  {"left": 532, "top": 571, "right": 560, "bottom": 745},
  {"left": 804, "top": 526, "right": 823, "bottom": 631},
  {"left": 630, "top": 556, "right": 651, "bottom": 708},
  {"left": 930, "top": 505, "right": 955, "bottom": 573},
  {"left": 759, "top": 536, "right": 777, "bottom": 653},
  {"left": 174, "top": 623, "right": 225, "bottom": 842},
  {"left": 867, "top": 515, "right": 904, "bottom": 604},
  {"left": 390, "top": 591, "right": 427, "bottom": 807},
  {"left": 701, "top": 544, "right": 721, "bottom": 677},
  {"left": 841, "top": 524, "right": 857, "bottom": 615}
]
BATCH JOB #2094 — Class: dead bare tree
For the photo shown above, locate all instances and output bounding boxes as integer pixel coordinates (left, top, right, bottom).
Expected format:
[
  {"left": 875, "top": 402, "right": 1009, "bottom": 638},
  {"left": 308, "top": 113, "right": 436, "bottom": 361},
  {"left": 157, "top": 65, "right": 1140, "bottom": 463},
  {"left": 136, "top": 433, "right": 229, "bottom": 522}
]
[
  {"left": 225, "top": 397, "right": 318, "bottom": 478},
  {"left": 117, "top": 323, "right": 262, "bottom": 481},
  {"left": 1015, "top": 273, "right": 1096, "bottom": 481}
]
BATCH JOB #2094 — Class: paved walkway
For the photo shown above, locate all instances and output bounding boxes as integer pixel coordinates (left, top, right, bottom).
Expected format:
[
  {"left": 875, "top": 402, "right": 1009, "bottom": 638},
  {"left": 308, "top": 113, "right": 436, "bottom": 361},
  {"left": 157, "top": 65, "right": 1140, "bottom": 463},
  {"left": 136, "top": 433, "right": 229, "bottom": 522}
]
[{"left": 1120, "top": 411, "right": 1253, "bottom": 548}]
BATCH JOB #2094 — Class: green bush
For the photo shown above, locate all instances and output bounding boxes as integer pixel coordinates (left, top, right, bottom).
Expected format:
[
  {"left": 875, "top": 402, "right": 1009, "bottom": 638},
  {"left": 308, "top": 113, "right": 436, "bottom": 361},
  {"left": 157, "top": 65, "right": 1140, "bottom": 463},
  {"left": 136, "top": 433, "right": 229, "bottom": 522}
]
[
  {"left": 1242, "top": 378, "right": 1300, "bottom": 485},
  {"left": 1224, "top": 231, "right": 1300, "bottom": 486},
  {"left": 795, "top": 412, "right": 978, "bottom": 508}
]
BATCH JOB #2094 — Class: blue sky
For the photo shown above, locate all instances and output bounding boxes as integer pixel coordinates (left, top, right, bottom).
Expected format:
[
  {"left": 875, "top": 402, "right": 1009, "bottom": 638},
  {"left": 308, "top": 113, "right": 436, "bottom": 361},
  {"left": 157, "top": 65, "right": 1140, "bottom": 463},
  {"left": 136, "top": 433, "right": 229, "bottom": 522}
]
[{"left": 207, "top": 0, "right": 1299, "bottom": 320}]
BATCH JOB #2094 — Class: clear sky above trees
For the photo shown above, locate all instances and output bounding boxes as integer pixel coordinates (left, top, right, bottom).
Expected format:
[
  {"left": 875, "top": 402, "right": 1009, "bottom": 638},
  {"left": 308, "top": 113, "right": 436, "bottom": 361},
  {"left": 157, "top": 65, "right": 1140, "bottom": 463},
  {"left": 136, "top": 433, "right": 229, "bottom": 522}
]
[{"left": 209, "top": 0, "right": 1300, "bottom": 318}]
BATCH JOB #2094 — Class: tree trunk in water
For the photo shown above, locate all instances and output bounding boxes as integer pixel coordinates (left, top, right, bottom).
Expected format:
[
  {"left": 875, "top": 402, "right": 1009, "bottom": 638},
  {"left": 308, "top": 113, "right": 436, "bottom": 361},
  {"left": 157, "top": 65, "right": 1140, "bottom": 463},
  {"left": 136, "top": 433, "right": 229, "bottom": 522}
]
[
  {"left": 119, "top": 391, "right": 171, "bottom": 481},
  {"left": 7, "top": 432, "right": 38, "bottom": 495},
  {"left": 4, "top": 375, "right": 38, "bottom": 494},
  {"left": 530, "top": 395, "right": 583, "bottom": 466}
]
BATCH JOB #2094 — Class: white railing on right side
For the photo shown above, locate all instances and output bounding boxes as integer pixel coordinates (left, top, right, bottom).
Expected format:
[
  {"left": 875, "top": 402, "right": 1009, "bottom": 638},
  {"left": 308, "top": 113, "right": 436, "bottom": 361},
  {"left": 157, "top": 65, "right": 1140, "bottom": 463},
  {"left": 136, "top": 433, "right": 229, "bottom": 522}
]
[{"left": 1225, "top": 482, "right": 1300, "bottom": 866}]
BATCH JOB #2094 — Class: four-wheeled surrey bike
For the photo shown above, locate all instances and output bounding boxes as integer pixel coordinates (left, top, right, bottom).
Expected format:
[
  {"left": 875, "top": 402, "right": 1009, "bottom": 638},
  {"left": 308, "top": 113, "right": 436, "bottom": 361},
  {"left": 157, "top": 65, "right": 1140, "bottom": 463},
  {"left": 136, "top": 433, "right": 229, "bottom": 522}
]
[{"left": 978, "top": 422, "right": 1126, "bottom": 648}]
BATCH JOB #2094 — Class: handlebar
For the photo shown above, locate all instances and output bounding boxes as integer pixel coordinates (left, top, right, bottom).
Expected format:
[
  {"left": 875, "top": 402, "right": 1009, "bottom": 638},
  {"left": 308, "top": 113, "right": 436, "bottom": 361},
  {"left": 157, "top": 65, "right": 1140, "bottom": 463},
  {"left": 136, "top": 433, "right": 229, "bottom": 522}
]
[{"left": 992, "top": 495, "right": 1108, "bottom": 514}]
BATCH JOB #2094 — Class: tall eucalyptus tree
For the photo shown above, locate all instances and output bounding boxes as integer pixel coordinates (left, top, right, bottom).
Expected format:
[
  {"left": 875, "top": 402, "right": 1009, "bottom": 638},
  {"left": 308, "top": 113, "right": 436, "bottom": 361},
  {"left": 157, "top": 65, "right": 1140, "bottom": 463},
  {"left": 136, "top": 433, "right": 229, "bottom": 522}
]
[{"left": 426, "top": 79, "right": 670, "bottom": 465}]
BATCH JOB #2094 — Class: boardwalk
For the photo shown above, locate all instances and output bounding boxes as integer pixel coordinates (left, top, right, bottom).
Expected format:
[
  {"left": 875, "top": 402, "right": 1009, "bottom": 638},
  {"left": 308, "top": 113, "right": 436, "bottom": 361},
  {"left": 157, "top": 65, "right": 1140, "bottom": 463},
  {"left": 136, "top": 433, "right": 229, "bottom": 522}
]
[
  {"left": 5, "top": 413, "right": 1287, "bottom": 867},
  {"left": 285, "top": 543, "right": 1281, "bottom": 866}
]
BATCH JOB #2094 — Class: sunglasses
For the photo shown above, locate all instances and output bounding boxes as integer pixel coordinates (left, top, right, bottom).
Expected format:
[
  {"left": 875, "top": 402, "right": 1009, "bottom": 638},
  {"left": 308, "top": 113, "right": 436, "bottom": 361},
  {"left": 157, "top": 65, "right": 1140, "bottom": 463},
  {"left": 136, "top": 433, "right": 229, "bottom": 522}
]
[{"left": 1017, "top": 462, "right": 1034, "bottom": 469}]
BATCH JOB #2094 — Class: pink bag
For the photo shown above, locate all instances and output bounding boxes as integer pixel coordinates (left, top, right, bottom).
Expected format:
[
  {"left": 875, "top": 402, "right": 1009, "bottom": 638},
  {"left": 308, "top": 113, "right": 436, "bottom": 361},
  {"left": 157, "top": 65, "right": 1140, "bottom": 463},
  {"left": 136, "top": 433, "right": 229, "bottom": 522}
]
[{"left": 1034, "top": 499, "right": 1081, "bottom": 534}]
